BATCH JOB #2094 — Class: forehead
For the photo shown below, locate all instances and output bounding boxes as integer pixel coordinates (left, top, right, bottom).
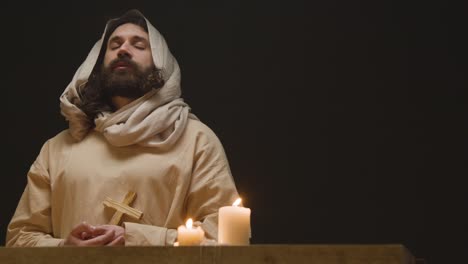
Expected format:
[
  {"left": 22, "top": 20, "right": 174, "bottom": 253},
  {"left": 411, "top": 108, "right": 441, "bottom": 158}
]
[{"left": 108, "top": 23, "right": 149, "bottom": 41}]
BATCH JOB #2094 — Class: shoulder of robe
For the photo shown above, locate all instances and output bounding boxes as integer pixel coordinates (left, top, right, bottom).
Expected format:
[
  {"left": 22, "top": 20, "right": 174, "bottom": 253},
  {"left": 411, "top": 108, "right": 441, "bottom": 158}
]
[
  {"left": 46, "top": 129, "right": 77, "bottom": 151},
  {"left": 185, "top": 119, "right": 223, "bottom": 145},
  {"left": 31, "top": 129, "right": 75, "bottom": 173}
]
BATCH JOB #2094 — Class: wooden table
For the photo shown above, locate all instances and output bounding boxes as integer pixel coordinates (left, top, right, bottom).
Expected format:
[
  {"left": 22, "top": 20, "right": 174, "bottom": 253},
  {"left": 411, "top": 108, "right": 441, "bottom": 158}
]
[{"left": 0, "top": 244, "right": 416, "bottom": 264}]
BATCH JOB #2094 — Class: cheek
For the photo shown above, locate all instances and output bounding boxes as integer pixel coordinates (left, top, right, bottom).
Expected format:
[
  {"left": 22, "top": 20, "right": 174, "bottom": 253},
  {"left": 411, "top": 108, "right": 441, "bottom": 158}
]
[
  {"left": 141, "top": 51, "right": 154, "bottom": 69},
  {"left": 103, "top": 52, "right": 115, "bottom": 68}
]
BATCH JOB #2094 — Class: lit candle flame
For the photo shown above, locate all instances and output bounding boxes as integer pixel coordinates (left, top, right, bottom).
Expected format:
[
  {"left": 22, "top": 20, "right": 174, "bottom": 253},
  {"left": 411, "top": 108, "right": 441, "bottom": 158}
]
[
  {"left": 186, "top": 218, "right": 193, "bottom": 229},
  {"left": 233, "top": 198, "right": 242, "bottom": 207}
]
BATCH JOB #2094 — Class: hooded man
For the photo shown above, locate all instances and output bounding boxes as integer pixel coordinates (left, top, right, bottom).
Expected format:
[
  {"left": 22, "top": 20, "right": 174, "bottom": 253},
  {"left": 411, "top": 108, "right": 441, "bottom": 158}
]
[{"left": 6, "top": 10, "right": 239, "bottom": 246}]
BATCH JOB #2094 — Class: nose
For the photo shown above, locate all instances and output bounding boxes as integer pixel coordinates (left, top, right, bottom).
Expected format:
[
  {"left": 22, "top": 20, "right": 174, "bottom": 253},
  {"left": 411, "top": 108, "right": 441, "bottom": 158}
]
[{"left": 117, "top": 42, "right": 132, "bottom": 58}]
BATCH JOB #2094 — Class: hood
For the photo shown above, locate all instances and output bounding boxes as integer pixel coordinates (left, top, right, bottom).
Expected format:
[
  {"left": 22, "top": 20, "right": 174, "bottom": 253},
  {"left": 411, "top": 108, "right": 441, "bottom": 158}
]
[{"left": 59, "top": 10, "right": 189, "bottom": 144}]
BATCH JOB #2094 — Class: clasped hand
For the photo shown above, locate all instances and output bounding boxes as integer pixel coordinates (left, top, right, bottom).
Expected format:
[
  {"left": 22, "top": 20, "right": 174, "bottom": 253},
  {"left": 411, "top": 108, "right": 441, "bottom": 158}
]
[{"left": 62, "top": 222, "right": 125, "bottom": 246}]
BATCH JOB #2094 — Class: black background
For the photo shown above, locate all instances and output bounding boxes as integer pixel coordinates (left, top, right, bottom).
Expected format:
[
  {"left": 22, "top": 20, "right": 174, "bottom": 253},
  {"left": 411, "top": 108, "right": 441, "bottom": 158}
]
[{"left": 1, "top": 1, "right": 467, "bottom": 263}]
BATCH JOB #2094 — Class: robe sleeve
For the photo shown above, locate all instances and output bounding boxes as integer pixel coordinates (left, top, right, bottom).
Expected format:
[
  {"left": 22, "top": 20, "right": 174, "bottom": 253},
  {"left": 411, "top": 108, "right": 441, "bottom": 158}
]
[
  {"left": 123, "top": 222, "right": 178, "bottom": 245},
  {"left": 6, "top": 141, "right": 64, "bottom": 247},
  {"left": 123, "top": 125, "right": 239, "bottom": 246},
  {"left": 185, "top": 127, "right": 239, "bottom": 241}
]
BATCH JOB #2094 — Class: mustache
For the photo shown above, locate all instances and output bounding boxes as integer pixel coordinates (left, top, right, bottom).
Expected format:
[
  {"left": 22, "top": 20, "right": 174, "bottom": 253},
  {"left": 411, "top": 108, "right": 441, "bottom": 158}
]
[{"left": 109, "top": 57, "right": 139, "bottom": 70}]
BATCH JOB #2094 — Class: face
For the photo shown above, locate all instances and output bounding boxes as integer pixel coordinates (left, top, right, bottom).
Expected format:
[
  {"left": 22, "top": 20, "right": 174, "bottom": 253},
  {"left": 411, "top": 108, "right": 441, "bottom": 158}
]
[
  {"left": 100, "top": 23, "right": 155, "bottom": 99},
  {"left": 103, "top": 23, "right": 153, "bottom": 72}
]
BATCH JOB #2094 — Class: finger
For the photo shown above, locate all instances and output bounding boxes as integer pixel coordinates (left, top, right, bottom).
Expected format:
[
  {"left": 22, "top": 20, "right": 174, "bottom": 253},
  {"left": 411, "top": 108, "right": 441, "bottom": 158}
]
[
  {"left": 83, "top": 230, "right": 115, "bottom": 246},
  {"left": 90, "top": 226, "right": 113, "bottom": 237},
  {"left": 107, "top": 235, "right": 125, "bottom": 246},
  {"left": 71, "top": 222, "right": 96, "bottom": 237},
  {"left": 80, "top": 231, "right": 93, "bottom": 240}
]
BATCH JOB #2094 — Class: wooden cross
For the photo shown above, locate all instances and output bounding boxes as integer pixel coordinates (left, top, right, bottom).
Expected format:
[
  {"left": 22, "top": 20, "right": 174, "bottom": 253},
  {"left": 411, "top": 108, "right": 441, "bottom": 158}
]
[{"left": 103, "top": 191, "right": 143, "bottom": 226}]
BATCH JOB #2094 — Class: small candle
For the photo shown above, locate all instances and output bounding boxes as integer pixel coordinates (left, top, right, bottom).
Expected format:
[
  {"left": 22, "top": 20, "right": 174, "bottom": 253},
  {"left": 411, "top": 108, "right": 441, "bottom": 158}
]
[
  {"left": 177, "top": 218, "right": 205, "bottom": 246},
  {"left": 218, "top": 198, "right": 251, "bottom": 245}
]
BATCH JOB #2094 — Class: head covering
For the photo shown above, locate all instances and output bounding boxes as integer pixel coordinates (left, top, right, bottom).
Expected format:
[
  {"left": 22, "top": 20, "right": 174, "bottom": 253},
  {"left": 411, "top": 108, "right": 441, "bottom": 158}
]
[{"left": 59, "top": 10, "right": 197, "bottom": 149}]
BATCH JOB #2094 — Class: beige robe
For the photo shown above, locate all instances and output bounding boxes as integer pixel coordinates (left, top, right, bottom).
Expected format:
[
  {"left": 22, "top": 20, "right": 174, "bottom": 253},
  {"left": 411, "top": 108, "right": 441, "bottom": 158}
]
[{"left": 6, "top": 119, "right": 239, "bottom": 246}]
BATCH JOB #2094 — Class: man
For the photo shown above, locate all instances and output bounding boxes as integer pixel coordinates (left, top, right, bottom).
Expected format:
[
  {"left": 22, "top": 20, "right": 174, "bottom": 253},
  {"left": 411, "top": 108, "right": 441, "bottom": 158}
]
[{"left": 6, "top": 10, "right": 239, "bottom": 246}]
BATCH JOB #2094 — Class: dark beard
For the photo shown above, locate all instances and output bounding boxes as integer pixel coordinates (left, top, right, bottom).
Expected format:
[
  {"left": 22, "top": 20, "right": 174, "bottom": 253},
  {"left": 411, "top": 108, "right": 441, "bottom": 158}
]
[
  {"left": 100, "top": 57, "right": 154, "bottom": 99},
  {"left": 76, "top": 58, "right": 166, "bottom": 122}
]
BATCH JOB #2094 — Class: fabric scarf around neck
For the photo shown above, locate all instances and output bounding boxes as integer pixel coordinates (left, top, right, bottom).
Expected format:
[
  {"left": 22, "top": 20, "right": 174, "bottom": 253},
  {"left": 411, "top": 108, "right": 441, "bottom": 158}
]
[{"left": 59, "top": 10, "right": 197, "bottom": 149}]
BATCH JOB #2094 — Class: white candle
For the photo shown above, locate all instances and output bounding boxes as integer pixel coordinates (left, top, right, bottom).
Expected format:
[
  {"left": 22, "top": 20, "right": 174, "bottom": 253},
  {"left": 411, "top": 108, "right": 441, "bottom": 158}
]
[
  {"left": 218, "top": 198, "right": 251, "bottom": 245},
  {"left": 177, "top": 218, "right": 205, "bottom": 246}
]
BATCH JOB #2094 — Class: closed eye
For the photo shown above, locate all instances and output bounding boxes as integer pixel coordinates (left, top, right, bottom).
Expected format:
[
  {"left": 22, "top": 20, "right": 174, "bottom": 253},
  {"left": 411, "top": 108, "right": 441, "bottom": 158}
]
[
  {"left": 134, "top": 44, "right": 146, "bottom": 50},
  {"left": 133, "top": 39, "right": 147, "bottom": 50},
  {"left": 109, "top": 39, "right": 122, "bottom": 50}
]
